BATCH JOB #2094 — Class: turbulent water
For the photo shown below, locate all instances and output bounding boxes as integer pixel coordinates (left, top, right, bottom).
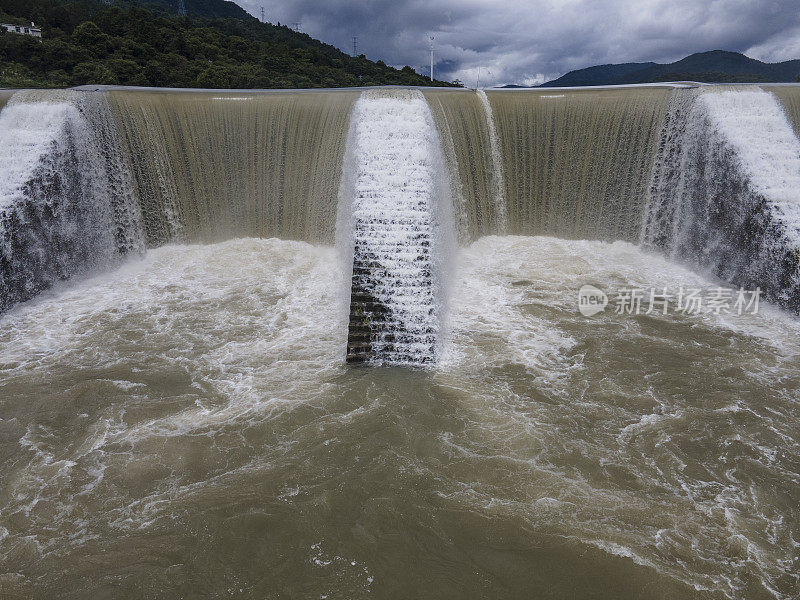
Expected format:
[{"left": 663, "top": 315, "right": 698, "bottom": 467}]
[
  {"left": 0, "top": 237, "right": 798, "bottom": 599},
  {"left": 0, "top": 91, "right": 142, "bottom": 312},
  {"left": 644, "top": 87, "right": 800, "bottom": 312}
]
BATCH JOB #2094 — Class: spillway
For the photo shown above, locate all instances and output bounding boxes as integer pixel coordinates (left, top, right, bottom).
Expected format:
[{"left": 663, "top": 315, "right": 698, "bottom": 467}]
[
  {"left": 485, "top": 87, "right": 670, "bottom": 241},
  {"left": 766, "top": 85, "right": 800, "bottom": 136},
  {"left": 476, "top": 90, "right": 508, "bottom": 232},
  {"left": 1, "top": 83, "right": 800, "bottom": 320},
  {"left": 107, "top": 89, "right": 358, "bottom": 245},
  {"left": 423, "top": 88, "right": 504, "bottom": 242},
  {"left": 0, "top": 90, "right": 142, "bottom": 312},
  {"left": 644, "top": 87, "right": 800, "bottom": 311},
  {"left": 339, "top": 90, "right": 450, "bottom": 366},
  {"left": 0, "top": 90, "right": 14, "bottom": 112}
]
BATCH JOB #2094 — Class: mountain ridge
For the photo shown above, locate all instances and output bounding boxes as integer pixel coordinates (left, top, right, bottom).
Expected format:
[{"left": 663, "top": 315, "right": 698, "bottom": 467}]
[
  {"left": 114, "top": 0, "right": 253, "bottom": 20},
  {"left": 539, "top": 50, "right": 800, "bottom": 87}
]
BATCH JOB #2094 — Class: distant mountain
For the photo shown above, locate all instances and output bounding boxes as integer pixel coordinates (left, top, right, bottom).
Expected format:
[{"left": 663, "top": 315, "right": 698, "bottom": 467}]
[
  {"left": 540, "top": 61, "right": 657, "bottom": 87},
  {"left": 540, "top": 51, "right": 800, "bottom": 87}
]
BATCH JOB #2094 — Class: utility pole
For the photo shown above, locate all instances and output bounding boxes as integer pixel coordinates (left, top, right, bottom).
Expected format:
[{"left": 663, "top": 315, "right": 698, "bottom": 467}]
[
  {"left": 429, "top": 36, "right": 434, "bottom": 82},
  {"left": 352, "top": 36, "right": 358, "bottom": 57}
]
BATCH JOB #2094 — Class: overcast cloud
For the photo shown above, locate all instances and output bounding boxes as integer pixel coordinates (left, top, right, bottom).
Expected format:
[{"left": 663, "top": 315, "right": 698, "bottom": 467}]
[{"left": 233, "top": 0, "right": 800, "bottom": 86}]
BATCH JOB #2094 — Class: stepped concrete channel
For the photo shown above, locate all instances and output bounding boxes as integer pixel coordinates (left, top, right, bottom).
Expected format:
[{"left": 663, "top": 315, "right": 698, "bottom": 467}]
[{"left": 343, "top": 90, "right": 441, "bottom": 366}]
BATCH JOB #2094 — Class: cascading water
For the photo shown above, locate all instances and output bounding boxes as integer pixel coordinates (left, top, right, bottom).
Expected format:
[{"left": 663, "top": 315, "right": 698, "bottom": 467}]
[
  {"left": 0, "top": 91, "right": 143, "bottom": 313},
  {"left": 644, "top": 87, "right": 800, "bottom": 312},
  {"left": 2, "top": 85, "right": 800, "bottom": 321},
  {"left": 476, "top": 90, "right": 507, "bottom": 233},
  {"left": 108, "top": 89, "right": 358, "bottom": 246},
  {"left": 486, "top": 87, "right": 670, "bottom": 241},
  {"left": 767, "top": 85, "right": 800, "bottom": 137},
  {"left": 339, "top": 89, "right": 452, "bottom": 366},
  {"left": 423, "top": 89, "right": 501, "bottom": 243},
  {"left": 0, "top": 90, "right": 15, "bottom": 113}
]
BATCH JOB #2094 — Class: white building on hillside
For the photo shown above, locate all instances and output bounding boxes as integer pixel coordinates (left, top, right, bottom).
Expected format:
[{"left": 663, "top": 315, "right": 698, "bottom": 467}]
[{"left": 1, "top": 22, "right": 42, "bottom": 38}]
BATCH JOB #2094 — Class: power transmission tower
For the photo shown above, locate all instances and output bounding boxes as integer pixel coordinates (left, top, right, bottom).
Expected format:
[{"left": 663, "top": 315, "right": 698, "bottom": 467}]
[
  {"left": 352, "top": 36, "right": 358, "bottom": 57},
  {"left": 177, "top": 0, "right": 186, "bottom": 16},
  {"left": 292, "top": 22, "right": 302, "bottom": 32},
  {"left": 260, "top": 6, "right": 265, "bottom": 23}
]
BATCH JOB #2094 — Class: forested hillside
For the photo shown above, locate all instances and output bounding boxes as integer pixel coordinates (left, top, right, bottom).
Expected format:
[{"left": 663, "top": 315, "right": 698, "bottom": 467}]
[
  {"left": 0, "top": 0, "right": 457, "bottom": 88},
  {"left": 124, "top": 0, "right": 252, "bottom": 19}
]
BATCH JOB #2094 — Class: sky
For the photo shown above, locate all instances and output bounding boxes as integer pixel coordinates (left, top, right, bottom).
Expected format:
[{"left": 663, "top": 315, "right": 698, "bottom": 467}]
[{"left": 233, "top": 0, "right": 800, "bottom": 87}]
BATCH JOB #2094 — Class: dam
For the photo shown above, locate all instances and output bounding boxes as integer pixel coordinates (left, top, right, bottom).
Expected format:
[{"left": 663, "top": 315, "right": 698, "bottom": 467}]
[
  {"left": 1, "top": 84, "right": 800, "bottom": 599},
  {"left": 3, "top": 84, "right": 800, "bottom": 323}
]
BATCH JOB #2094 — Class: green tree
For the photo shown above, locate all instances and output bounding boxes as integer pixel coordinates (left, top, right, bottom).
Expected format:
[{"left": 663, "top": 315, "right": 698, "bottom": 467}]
[
  {"left": 72, "top": 60, "right": 117, "bottom": 85},
  {"left": 72, "top": 21, "right": 110, "bottom": 55},
  {"left": 196, "top": 64, "right": 231, "bottom": 88}
]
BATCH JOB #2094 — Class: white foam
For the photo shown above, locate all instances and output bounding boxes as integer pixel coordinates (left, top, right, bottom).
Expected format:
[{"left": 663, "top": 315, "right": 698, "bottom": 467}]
[
  {"left": 342, "top": 90, "right": 451, "bottom": 365},
  {"left": 700, "top": 89, "right": 800, "bottom": 234},
  {"left": 443, "top": 235, "right": 800, "bottom": 372},
  {"left": 437, "top": 235, "right": 800, "bottom": 600},
  {"left": 0, "top": 238, "right": 346, "bottom": 560},
  {"left": 0, "top": 238, "right": 345, "bottom": 411},
  {"left": 0, "top": 101, "right": 77, "bottom": 210},
  {"left": 1, "top": 235, "right": 798, "bottom": 599}
]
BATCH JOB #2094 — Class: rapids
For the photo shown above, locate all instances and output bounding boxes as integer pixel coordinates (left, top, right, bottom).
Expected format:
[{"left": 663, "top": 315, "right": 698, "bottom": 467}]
[{"left": 0, "top": 237, "right": 798, "bottom": 599}]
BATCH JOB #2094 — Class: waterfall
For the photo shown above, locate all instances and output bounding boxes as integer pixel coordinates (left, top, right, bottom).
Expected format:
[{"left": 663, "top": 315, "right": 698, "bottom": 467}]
[
  {"left": 0, "top": 88, "right": 360, "bottom": 315},
  {"left": 643, "top": 87, "right": 800, "bottom": 312},
  {"left": 423, "top": 89, "right": 498, "bottom": 243},
  {"left": 339, "top": 90, "right": 452, "bottom": 366},
  {"left": 2, "top": 84, "right": 800, "bottom": 321},
  {"left": 0, "top": 90, "right": 14, "bottom": 113},
  {"left": 486, "top": 88, "right": 670, "bottom": 241},
  {"left": 108, "top": 89, "right": 358, "bottom": 246},
  {"left": 767, "top": 85, "right": 800, "bottom": 138},
  {"left": 476, "top": 90, "right": 507, "bottom": 233},
  {"left": 0, "top": 91, "right": 143, "bottom": 313}
]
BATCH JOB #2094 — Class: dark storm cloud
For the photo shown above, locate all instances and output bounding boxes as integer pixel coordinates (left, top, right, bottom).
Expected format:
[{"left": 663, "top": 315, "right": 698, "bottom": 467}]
[{"left": 235, "top": 0, "right": 800, "bottom": 86}]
